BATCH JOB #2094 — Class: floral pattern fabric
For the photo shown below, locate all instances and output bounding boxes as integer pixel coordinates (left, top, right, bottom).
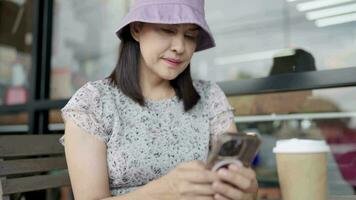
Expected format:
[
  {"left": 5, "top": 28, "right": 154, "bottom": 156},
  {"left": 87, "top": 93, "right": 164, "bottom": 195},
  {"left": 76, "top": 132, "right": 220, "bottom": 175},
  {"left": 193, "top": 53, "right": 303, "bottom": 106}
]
[{"left": 59, "top": 79, "right": 234, "bottom": 195}]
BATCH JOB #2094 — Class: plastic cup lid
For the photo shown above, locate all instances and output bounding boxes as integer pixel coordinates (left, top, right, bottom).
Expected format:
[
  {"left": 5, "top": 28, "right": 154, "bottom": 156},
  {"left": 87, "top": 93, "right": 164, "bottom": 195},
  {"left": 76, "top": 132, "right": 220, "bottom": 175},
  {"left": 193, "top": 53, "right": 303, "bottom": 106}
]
[{"left": 273, "top": 138, "right": 330, "bottom": 153}]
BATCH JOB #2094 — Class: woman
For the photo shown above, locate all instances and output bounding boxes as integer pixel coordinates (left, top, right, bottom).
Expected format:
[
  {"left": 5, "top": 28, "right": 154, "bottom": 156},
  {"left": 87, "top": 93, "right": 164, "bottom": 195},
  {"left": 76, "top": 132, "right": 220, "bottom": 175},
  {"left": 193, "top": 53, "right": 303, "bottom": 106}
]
[{"left": 60, "top": 0, "right": 258, "bottom": 199}]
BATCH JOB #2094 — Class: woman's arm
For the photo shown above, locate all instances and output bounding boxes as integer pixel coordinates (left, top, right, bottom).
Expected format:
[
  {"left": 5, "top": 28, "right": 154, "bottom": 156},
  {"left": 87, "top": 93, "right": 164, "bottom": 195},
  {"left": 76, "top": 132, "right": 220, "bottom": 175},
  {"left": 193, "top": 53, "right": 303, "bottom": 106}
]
[
  {"left": 64, "top": 119, "right": 111, "bottom": 199},
  {"left": 64, "top": 119, "right": 152, "bottom": 200},
  {"left": 64, "top": 119, "right": 218, "bottom": 200}
]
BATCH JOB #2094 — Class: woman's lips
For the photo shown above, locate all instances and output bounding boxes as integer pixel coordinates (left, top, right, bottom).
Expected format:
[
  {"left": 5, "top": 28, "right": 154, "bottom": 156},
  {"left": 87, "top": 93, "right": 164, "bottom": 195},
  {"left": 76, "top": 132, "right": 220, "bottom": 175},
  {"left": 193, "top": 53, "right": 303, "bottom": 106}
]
[{"left": 163, "top": 58, "right": 182, "bottom": 67}]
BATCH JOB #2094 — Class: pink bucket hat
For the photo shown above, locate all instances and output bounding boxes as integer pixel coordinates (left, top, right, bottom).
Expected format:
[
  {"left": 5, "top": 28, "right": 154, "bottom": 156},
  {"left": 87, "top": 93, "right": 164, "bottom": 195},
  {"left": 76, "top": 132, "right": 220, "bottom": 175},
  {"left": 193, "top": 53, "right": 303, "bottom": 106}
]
[{"left": 116, "top": 0, "right": 215, "bottom": 52}]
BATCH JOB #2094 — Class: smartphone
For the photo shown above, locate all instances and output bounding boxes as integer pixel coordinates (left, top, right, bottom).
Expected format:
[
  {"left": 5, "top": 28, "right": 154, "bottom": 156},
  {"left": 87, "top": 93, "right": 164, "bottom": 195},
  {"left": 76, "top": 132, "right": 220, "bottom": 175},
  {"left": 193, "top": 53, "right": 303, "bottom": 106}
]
[{"left": 206, "top": 131, "right": 261, "bottom": 171}]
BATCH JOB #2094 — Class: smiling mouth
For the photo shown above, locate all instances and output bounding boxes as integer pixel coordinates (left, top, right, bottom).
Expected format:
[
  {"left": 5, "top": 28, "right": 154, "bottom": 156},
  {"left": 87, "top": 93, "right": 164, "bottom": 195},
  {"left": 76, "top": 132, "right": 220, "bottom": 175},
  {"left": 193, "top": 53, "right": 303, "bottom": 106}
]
[{"left": 163, "top": 58, "right": 183, "bottom": 67}]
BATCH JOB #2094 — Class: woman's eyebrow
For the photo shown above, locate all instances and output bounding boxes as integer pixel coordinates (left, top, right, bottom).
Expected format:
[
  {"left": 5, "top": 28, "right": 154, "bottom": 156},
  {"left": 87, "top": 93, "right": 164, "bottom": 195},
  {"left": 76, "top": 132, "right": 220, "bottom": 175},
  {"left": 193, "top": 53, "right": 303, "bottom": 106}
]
[{"left": 187, "top": 27, "right": 200, "bottom": 31}]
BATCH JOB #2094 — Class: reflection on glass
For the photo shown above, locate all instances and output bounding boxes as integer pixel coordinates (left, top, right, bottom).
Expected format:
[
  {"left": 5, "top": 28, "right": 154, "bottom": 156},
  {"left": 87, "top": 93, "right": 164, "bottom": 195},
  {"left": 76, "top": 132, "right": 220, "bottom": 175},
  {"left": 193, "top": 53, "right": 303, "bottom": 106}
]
[
  {"left": 0, "top": 110, "right": 65, "bottom": 133},
  {"left": 49, "top": 109, "right": 63, "bottom": 124},
  {"left": 0, "top": 0, "right": 32, "bottom": 105},
  {"left": 190, "top": 0, "right": 356, "bottom": 82},
  {"left": 50, "top": 0, "right": 131, "bottom": 99},
  {"left": 228, "top": 87, "right": 356, "bottom": 196},
  {"left": 48, "top": 109, "right": 64, "bottom": 131},
  {"left": 269, "top": 48, "right": 316, "bottom": 75},
  {"left": 0, "top": 112, "right": 28, "bottom": 133}
]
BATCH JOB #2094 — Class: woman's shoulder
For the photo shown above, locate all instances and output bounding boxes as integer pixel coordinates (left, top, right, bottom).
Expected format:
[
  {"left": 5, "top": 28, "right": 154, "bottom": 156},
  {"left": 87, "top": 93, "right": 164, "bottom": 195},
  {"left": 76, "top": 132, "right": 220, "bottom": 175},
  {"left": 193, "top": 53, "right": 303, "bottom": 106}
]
[
  {"left": 81, "top": 78, "right": 113, "bottom": 91},
  {"left": 75, "top": 78, "right": 117, "bottom": 97},
  {"left": 193, "top": 79, "right": 211, "bottom": 91},
  {"left": 192, "top": 79, "right": 221, "bottom": 97},
  {"left": 66, "top": 78, "right": 122, "bottom": 108}
]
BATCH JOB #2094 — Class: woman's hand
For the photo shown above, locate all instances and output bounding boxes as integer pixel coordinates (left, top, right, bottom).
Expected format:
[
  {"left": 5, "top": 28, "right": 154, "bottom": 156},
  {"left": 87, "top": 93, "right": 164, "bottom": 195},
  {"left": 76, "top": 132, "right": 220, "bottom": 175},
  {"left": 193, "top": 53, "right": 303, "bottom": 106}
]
[
  {"left": 145, "top": 160, "right": 219, "bottom": 200},
  {"left": 212, "top": 164, "right": 258, "bottom": 200}
]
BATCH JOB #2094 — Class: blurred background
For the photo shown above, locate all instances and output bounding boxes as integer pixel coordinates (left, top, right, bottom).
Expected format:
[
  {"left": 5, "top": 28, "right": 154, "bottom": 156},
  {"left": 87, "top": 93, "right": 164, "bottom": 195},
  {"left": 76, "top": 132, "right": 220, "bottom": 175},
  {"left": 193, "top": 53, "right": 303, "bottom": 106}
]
[{"left": 1, "top": 0, "right": 356, "bottom": 199}]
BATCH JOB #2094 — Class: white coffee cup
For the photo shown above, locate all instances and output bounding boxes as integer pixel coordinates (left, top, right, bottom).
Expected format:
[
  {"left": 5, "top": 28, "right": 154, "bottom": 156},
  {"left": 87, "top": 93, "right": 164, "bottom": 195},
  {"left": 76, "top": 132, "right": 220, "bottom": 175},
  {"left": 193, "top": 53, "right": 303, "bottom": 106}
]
[{"left": 273, "top": 138, "right": 330, "bottom": 200}]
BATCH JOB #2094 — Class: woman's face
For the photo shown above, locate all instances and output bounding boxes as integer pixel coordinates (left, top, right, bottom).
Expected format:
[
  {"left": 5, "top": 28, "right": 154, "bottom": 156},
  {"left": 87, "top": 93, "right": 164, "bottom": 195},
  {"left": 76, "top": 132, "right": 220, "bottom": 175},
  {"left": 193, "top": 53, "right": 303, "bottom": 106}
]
[{"left": 131, "top": 23, "right": 199, "bottom": 81}]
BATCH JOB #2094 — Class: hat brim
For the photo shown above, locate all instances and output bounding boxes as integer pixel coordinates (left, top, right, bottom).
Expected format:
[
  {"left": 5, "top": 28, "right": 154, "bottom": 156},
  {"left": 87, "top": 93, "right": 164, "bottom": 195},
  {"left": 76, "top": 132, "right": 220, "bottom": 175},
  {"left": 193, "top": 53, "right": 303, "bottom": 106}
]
[{"left": 116, "top": 3, "right": 215, "bottom": 52}]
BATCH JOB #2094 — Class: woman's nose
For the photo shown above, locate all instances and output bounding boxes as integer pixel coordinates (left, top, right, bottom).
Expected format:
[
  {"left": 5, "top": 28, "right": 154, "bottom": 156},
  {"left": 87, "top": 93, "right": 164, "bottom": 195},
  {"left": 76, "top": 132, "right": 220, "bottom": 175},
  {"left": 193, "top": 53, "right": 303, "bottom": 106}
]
[{"left": 170, "top": 34, "right": 185, "bottom": 54}]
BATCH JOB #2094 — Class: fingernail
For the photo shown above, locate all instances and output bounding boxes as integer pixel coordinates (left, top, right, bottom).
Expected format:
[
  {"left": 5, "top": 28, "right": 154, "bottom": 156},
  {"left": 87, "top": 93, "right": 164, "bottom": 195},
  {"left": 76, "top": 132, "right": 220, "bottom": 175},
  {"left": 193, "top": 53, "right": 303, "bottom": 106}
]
[
  {"left": 229, "top": 164, "right": 240, "bottom": 170},
  {"left": 218, "top": 169, "right": 228, "bottom": 176}
]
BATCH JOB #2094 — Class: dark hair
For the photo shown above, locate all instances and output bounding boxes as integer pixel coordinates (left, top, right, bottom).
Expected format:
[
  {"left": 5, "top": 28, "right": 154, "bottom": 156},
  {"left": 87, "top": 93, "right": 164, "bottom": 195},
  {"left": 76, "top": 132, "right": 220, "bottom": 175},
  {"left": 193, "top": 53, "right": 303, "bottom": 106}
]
[{"left": 107, "top": 25, "right": 200, "bottom": 111}]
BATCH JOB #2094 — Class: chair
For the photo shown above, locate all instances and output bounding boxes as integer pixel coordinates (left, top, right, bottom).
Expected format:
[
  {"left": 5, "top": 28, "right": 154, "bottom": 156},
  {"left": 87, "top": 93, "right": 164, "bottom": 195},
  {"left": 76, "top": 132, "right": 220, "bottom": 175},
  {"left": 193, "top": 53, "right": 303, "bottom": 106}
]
[{"left": 0, "top": 134, "right": 70, "bottom": 200}]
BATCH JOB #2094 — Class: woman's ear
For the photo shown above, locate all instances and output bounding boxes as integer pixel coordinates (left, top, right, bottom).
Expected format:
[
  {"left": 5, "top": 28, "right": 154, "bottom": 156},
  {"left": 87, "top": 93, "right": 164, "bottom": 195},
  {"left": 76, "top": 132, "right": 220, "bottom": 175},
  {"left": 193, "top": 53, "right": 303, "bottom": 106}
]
[{"left": 130, "top": 22, "right": 143, "bottom": 42}]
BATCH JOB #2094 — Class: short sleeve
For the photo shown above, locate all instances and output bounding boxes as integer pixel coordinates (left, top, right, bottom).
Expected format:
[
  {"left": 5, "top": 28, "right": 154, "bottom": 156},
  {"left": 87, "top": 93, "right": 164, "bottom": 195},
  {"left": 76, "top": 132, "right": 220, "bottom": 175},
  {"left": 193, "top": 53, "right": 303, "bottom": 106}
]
[
  {"left": 59, "top": 82, "right": 110, "bottom": 145},
  {"left": 207, "top": 82, "right": 235, "bottom": 141}
]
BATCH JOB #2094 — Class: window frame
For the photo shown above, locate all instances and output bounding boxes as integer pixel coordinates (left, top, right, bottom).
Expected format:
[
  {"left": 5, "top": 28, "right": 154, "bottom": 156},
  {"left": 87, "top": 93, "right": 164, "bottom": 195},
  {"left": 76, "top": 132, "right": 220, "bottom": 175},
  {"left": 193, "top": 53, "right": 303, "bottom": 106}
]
[{"left": 0, "top": 0, "right": 356, "bottom": 134}]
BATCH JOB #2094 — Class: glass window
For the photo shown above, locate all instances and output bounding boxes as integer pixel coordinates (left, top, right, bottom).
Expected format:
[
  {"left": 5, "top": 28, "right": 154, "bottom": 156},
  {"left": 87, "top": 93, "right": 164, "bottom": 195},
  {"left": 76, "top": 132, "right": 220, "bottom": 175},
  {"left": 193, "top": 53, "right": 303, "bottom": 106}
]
[
  {"left": 0, "top": 112, "right": 29, "bottom": 133},
  {"left": 50, "top": 0, "right": 133, "bottom": 99},
  {"left": 49, "top": 109, "right": 64, "bottom": 131},
  {"left": 50, "top": 0, "right": 356, "bottom": 95},
  {"left": 228, "top": 87, "right": 356, "bottom": 197},
  {"left": 191, "top": 0, "right": 356, "bottom": 81},
  {"left": 0, "top": 0, "right": 33, "bottom": 105}
]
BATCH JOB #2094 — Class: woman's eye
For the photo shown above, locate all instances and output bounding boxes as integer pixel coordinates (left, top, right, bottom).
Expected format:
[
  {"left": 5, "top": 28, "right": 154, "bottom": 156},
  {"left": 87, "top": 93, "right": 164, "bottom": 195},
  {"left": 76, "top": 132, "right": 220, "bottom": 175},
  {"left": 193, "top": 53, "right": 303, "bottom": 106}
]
[
  {"left": 161, "top": 28, "right": 175, "bottom": 33},
  {"left": 185, "top": 34, "right": 197, "bottom": 40}
]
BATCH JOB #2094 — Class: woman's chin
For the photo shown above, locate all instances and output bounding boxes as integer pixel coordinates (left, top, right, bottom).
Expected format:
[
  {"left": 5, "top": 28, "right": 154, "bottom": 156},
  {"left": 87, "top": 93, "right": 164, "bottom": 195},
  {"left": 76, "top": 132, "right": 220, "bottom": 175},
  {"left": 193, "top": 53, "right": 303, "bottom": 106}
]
[
  {"left": 160, "top": 73, "right": 180, "bottom": 81},
  {"left": 162, "top": 76, "right": 177, "bottom": 81}
]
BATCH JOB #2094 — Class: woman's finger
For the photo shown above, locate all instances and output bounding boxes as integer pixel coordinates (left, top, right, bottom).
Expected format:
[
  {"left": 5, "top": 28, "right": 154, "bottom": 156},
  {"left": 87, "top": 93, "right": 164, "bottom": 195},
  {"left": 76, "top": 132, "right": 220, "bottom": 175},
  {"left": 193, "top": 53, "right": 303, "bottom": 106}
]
[
  {"left": 227, "top": 165, "right": 259, "bottom": 193},
  {"left": 179, "top": 160, "right": 207, "bottom": 170},
  {"left": 180, "top": 182, "right": 216, "bottom": 195},
  {"left": 180, "top": 169, "right": 219, "bottom": 183},
  {"left": 212, "top": 181, "right": 243, "bottom": 200},
  {"left": 214, "top": 193, "right": 230, "bottom": 200},
  {"left": 216, "top": 168, "right": 254, "bottom": 191},
  {"left": 228, "top": 164, "right": 256, "bottom": 181},
  {"left": 185, "top": 195, "right": 214, "bottom": 200}
]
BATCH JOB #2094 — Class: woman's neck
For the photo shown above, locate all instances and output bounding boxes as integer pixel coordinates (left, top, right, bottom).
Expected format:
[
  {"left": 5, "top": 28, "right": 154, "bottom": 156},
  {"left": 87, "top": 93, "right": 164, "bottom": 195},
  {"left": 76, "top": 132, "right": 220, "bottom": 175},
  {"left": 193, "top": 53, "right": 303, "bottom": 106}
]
[{"left": 139, "top": 64, "right": 175, "bottom": 101}]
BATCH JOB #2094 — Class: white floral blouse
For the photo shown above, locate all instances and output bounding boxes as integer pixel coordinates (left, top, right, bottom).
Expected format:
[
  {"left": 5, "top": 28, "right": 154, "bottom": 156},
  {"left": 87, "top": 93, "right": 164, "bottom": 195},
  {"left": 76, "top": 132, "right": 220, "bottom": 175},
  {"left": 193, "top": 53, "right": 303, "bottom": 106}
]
[{"left": 59, "top": 79, "right": 234, "bottom": 196}]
